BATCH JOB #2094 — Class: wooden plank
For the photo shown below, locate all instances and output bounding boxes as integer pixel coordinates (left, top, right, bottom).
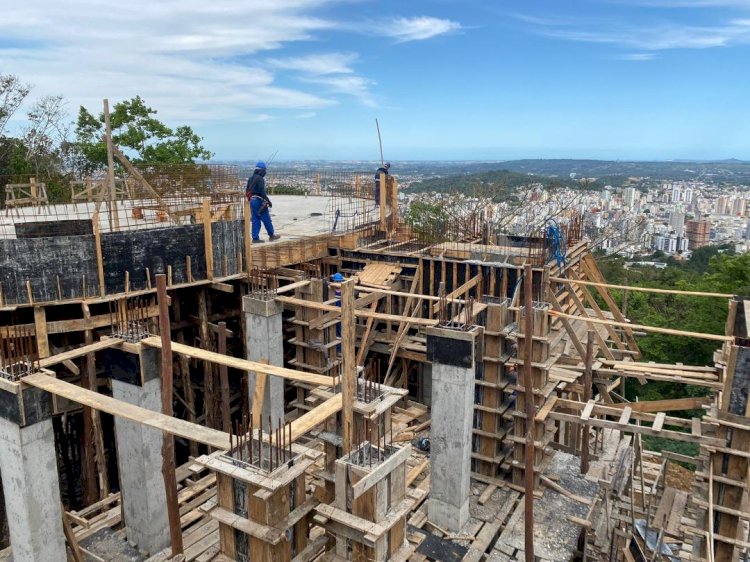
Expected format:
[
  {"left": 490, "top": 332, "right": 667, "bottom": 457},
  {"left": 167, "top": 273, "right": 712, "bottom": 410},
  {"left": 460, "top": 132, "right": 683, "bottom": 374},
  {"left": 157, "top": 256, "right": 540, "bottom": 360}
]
[
  {"left": 341, "top": 279, "right": 356, "bottom": 453},
  {"left": 606, "top": 397, "right": 712, "bottom": 413},
  {"left": 652, "top": 412, "right": 666, "bottom": 432},
  {"left": 22, "top": 373, "right": 231, "bottom": 449},
  {"left": 142, "top": 337, "right": 333, "bottom": 386},
  {"left": 38, "top": 338, "right": 121, "bottom": 369},
  {"left": 92, "top": 211, "right": 106, "bottom": 296},
  {"left": 33, "top": 306, "right": 50, "bottom": 359},
  {"left": 251, "top": 358, "right": 269, "bottom": 428},
  {"left": 202, "top": 199, "right": 214, "bottom": 280},
  {"left": 550, "top": 276, "right": 733, "bottom": 299},
  {"left": 618, "top": 407, "right": 632, "bottom": 426},
  {"left": 290, "top": 394, "right": 342, "bottom": 442},
  {"left": 548, "top": 309, "right": 732, "bottom": 343},
  {"left": 351, "top": 445, "right": 411, "bottom": 499},
  {"left": 581, "top": 399, "right": 596, "bottom": 421}
]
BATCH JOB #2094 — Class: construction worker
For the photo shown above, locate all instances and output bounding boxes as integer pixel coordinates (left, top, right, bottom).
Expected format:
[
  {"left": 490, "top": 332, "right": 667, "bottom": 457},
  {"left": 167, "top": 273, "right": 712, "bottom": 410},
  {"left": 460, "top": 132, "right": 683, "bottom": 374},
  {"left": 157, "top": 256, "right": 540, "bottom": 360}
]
[
  {"left": 246, "top": 161, "right": 280, "bottom": 243},
  {"left": 374, "top": 162, "right": 390, "bottom": 207}
]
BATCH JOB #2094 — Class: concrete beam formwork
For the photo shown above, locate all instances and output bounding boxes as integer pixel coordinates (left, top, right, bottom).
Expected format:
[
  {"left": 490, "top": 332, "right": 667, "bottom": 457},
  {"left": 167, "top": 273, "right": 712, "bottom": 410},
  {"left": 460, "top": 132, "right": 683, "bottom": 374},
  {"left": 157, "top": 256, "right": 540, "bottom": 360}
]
[
  {"left": 244, "top": 296, "right": 285, "bottom": 431},
  {"left": 0, "top": 415, "right": 65, "bottom": 561},
  {"left": 425, "top": 325, "right": 480, "bottom": 532},
  {"left": 107, "top": 346, "right": 170, "bottom": 555}
]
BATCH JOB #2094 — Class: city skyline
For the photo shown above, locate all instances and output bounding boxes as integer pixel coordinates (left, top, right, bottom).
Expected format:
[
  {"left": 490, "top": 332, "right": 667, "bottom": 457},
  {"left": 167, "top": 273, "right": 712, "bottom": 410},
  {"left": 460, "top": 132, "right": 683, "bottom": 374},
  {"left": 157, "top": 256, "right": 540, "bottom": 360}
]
[{"left": 1, "top": 0, "right": 750, "bottom": 160}]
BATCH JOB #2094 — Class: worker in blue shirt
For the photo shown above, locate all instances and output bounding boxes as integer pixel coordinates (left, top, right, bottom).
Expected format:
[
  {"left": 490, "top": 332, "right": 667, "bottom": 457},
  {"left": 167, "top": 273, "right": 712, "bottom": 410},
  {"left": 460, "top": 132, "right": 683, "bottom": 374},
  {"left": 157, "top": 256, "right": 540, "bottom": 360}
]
[{"left": 246, "top": 161, "right": 280, "bottom": 243}]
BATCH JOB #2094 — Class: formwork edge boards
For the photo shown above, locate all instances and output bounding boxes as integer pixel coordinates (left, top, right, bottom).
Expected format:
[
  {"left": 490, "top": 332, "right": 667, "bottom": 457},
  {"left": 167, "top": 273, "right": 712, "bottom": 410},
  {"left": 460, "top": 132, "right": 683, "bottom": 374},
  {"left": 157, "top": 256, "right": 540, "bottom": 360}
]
[{"left": 350, "top": 445, "right": 412, "bottom": 499}]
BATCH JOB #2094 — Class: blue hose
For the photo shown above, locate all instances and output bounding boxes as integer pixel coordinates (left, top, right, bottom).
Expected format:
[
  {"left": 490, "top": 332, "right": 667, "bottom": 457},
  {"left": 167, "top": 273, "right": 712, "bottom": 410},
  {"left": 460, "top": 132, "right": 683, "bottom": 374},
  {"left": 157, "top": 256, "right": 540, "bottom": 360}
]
[{"left": 545, "top": 220, "right": 567, "bottom": 268}]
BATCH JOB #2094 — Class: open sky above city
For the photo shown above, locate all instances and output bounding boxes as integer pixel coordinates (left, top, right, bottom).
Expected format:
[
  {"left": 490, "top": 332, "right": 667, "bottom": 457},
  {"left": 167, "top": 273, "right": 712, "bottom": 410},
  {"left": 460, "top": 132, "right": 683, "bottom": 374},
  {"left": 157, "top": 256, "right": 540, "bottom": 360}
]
[{"left": 1, "top": 0, "right": 749, "bottom": 161}]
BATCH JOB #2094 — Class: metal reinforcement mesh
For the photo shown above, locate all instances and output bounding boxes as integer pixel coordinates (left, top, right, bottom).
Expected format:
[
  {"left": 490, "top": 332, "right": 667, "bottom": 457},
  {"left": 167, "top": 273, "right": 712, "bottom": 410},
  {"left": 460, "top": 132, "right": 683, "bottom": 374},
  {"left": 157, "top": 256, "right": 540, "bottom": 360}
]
[{"left": 1, "top": 166, "right": 381, "bottom": 239}]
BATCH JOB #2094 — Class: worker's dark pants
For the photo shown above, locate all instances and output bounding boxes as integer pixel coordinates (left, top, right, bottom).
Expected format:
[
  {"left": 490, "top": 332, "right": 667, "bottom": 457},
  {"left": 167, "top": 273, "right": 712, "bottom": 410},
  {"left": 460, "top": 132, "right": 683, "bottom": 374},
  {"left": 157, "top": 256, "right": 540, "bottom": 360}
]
[
  {"left": 250, "top": 198, "right": 274, "bottom": 240},
  {"left": 374, "top": 183, "right": 380, "bottom": 206}
]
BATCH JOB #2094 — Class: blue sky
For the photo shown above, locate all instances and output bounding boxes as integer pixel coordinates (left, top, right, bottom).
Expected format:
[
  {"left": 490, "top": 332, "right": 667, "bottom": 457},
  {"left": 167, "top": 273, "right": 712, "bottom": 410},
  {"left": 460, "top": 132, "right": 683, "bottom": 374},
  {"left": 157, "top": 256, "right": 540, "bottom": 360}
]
[{"left": 1, "top": 0, "right": 749, "bottom": 161}]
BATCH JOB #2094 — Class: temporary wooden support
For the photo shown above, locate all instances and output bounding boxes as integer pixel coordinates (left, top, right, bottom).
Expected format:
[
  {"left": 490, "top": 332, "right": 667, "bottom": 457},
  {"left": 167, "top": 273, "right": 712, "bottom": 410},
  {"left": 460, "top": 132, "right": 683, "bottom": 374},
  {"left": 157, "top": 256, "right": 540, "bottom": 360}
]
[
  {"left": 548, "top": 309, "right": 732, "bottom": 343},
  {"left": 550, "top": 276, "right": 733, "bottom": 299},
  {"left": 22, "top": 373, "right": 231, "bottom": 449},
  {"left": 276, "top": 295, "right": 439, "bottom": 327},
  {"left": 141, "top": 337, "right": 334, "bottom": 387},
  {"left": 157, "top": 274, "right": 184, "bottom": 555},
  {"left": 342, "top": 279, "right": 356, "bottom": 453},
  {"left": 202, "top": 198, "right": 214, "bottom": 280}
]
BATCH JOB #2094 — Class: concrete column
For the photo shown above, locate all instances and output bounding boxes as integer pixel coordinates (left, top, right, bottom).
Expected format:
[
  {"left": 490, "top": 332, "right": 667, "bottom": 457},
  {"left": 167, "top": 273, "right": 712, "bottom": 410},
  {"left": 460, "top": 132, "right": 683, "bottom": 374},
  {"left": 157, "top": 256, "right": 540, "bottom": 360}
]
[
  {"left": 243, "top": 295, "right": 285, "bottom": 430},
  {"left": 106, "top": 346, "right": 170, "bottom": 555},
  {"left": 425, "top": 326, "right": 479, "bottom": 532},
  {"left": 0, "top": 414, "right": 65, "bottom": 562}
]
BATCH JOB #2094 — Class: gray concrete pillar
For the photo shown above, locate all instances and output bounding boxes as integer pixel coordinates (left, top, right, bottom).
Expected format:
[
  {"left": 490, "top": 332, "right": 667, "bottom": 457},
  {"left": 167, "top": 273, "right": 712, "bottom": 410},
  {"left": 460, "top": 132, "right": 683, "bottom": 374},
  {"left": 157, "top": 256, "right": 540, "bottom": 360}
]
[
  {"left": 106, "top": 346, "right": 170, "bottom": 555},
  {"left": 243, "top": 295, "right": 285, "bottom": 430},
  {"left": 0, "top": 413, "right": 65, "bottom": 562},
  {"left": 425, "top": 326, "right": 479, "bottom": 532}
]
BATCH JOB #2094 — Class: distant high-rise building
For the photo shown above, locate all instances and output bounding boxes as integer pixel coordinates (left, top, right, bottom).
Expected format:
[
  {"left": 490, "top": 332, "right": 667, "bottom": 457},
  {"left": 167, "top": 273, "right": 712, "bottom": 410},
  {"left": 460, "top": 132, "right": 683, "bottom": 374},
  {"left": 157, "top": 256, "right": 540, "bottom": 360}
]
[
  {"left": 670, "top": 209, "right": 685, "bottom": 237},
  {"left": 717, "top": 195, "right": 730, "bottom": 215},
  {"left": 684, "top": 187, "right": 694, "bottom": 204},
  {"left": 732, "top": 197, "right": 747, "bottom": 217},
  {"left": 623, "top": 187, "right": 637, "bottom": 208},
  {"left": 686, "top": 220, "right": 710, "bottom": 249},
  {"left": 672, "top": 185, "right": 682, "bottom": 202}
]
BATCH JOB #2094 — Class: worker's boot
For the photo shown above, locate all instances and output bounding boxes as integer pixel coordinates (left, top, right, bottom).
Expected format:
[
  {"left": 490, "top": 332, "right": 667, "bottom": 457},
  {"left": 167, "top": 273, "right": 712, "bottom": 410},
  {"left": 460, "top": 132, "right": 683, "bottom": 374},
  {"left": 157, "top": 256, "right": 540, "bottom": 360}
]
[{"left": 269, "top": 234, "right": 281, "bottom": 241}]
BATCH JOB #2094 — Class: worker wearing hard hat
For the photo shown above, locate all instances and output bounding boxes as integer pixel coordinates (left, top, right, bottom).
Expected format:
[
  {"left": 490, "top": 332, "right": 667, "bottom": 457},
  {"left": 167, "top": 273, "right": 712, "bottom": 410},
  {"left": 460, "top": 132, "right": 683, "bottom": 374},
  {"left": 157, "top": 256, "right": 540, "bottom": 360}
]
[{"left": 246, "top": 161, "right": 281, "bottom": 243}]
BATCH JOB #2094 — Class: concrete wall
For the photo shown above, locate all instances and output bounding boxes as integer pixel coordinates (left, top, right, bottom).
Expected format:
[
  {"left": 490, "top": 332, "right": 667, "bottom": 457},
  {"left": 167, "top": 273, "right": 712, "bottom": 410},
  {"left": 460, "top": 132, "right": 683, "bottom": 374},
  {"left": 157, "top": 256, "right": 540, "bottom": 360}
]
[
  {"left": 0, "top": 235, "right": 98, "bottom": 303},
  {"left": 0, "top": 219, "right": 246, "bottom": 304}
]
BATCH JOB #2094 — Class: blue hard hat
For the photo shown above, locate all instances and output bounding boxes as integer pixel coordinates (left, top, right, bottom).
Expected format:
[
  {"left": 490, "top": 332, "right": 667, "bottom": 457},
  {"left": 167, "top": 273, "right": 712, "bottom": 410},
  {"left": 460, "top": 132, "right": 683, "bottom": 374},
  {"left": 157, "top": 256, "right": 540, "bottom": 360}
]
[
  {"left": 331, "top": 273, "right": 344, "bottom": 282},
  {"left": 256, "top": 161, "right": 267, "bottom": 169}
]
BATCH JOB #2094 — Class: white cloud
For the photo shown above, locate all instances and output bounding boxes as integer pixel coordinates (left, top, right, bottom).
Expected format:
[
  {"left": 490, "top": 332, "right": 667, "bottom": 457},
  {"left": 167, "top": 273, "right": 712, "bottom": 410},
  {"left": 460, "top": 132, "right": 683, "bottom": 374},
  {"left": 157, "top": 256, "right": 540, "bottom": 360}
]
[
  {"left": 296, "top": 111, "right": 318, "bottom": 119},
  {"left": 382, "top": 16, "right": 462, "bottom": 43},
  {"left": 0, "top": 1, "right": 352, "bottom": 123},
  {"left": 301, "top": 75, "right": 377, "bottom": 107},
  {"left": 617, "top": 53, "right": 657, "bottom": 60},
  {"left": 517, "top": 12, "right": 750, "bottom": 52},
  {"left": 269, "top": 53, "right": 359, "bottom": 75}
]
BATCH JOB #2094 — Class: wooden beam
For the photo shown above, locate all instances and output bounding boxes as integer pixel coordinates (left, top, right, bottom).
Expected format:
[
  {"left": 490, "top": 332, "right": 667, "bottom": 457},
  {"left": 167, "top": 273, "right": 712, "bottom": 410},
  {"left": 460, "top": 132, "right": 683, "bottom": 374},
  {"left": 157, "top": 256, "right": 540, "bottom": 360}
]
[
  {"left": 157, "top": 274, "right": 183, "bottom": 556},
  {"left": 341, "top": 279, "right": 356, "bottom": 453},
  {"left": 203, "top": 198, "right": 214, "bottom": 280},
  {"left": 92, "top": 211, "right": 106, "bottom": 296},
  {"left": 548, "top": 309, "right": 732, "bottom": 342},
  {"left": 33, "top": 306, "right": 50, "bottom": 359},
  {"left": 290, "top": 394, "right": 342, "bottom": 442},
  {"left": 38, "top": 338, "right": 121, "bottom": 369},
  {"left": 251, "top": 358, "right": 269, "bottom": 428},
  {"left": 111, "top": 145, "right": 180, "bottom": 224},
  {"left": 22, "top": 373, "right": 230, "bottom": 449},
  {"left": 275, "top": 295, "right": 439, "bottom": 327},
  {"left": 141, "top": 336, "right": 333, "bottom": 386},
  {"left": 551, "top": 276, "right": 733, "bottom": 299},
  {"left": 606, "top": 397, "right": 711, "bottom": 413},
  {"left": 432, "top": 274, "right": 480, "bottom": 316}
]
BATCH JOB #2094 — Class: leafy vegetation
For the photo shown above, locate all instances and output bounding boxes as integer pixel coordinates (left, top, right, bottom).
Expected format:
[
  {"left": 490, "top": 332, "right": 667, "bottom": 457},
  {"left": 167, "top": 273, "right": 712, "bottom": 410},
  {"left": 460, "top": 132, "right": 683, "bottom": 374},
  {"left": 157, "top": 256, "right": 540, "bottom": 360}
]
[
  {"left": 1, "top": 74, "right": 213, "bottom": 205},
  {"left": 408, "top": 168, "right": 592, "bottom": 197},
  {"left": 595, "top": 247, "right": 750, "bottom": 456},
  {"left": 74, "top": 96, "right": 212, "bottom": 174}
]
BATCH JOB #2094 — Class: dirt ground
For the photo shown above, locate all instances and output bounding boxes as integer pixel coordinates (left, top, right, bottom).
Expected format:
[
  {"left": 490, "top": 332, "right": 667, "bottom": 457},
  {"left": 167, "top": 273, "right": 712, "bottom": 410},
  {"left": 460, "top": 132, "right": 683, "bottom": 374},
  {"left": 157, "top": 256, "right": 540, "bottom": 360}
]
[{"left": 665, "top": 461, "right": 694, "bottom": 491}]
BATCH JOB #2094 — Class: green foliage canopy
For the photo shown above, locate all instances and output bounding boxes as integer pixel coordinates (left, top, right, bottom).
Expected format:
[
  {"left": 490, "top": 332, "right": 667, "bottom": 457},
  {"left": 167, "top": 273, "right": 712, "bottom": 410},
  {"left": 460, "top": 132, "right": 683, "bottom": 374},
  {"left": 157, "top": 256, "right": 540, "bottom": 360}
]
[{"left": 75, "top": 96, "right": 213, "bottom": 172}]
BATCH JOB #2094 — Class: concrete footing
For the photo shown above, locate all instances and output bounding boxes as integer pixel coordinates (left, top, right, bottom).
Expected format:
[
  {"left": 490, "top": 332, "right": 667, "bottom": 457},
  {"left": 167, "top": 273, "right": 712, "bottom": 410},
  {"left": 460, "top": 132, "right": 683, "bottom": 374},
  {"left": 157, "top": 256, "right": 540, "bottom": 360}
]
[
  {"left": 0, "top": 416, "right": 65, "bottom": 561},
  {"left": 244, "top": 295, "right": 285, "bottom": 430},
  {"left": 425, "top": 326, "right": 479, "bottom": 533}
]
